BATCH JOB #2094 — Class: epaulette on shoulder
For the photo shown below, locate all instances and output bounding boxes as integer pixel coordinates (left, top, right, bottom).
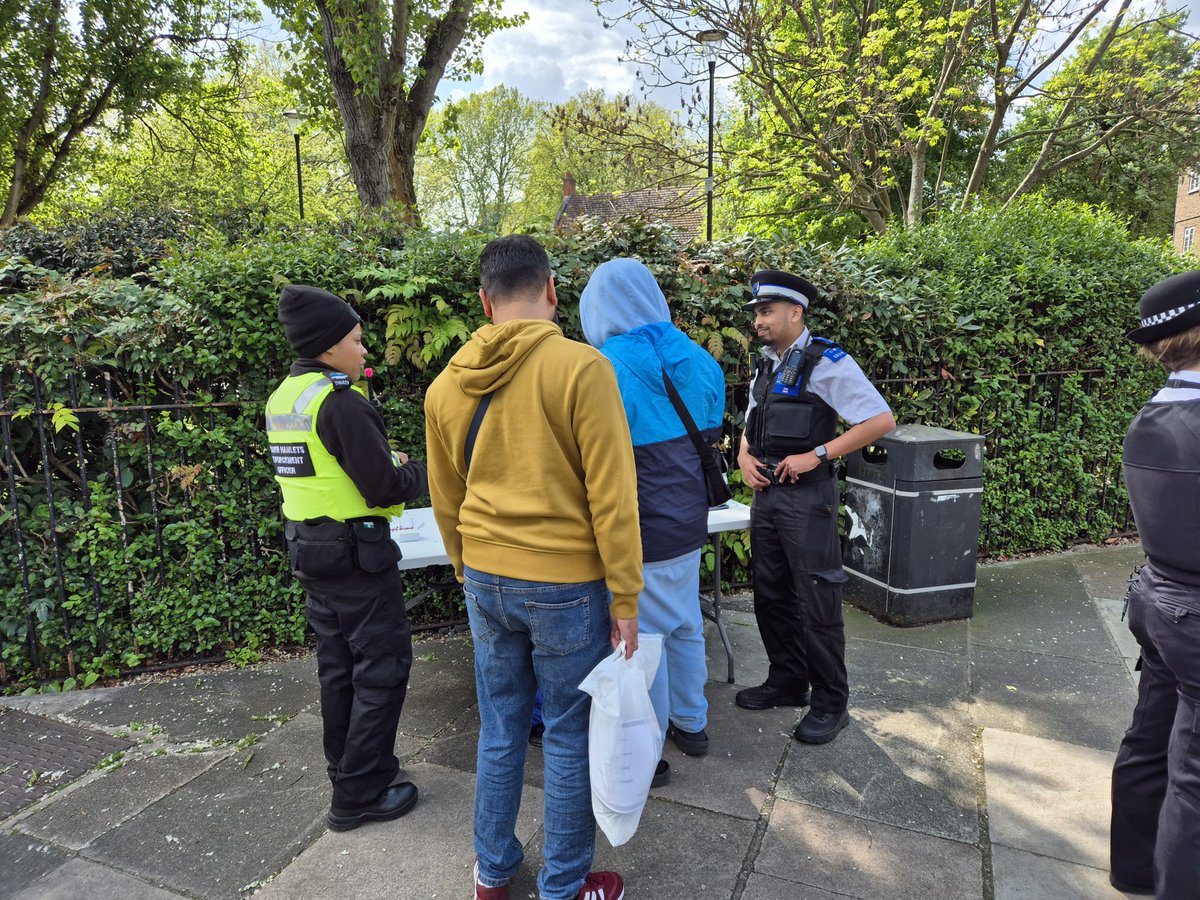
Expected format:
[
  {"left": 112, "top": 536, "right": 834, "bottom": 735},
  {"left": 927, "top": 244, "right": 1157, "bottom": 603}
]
[
  {"left": 810, "top": 336, "right": 847, "bottom": 363},
  {"left": 323, "top": 371, "right": 354, "bottom": 390}
]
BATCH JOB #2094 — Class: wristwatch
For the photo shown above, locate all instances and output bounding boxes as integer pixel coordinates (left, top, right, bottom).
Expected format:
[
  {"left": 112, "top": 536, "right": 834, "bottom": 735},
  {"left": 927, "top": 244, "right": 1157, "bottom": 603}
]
[{"left": 814, "top": 444, "right": 828, "bottom": 461}]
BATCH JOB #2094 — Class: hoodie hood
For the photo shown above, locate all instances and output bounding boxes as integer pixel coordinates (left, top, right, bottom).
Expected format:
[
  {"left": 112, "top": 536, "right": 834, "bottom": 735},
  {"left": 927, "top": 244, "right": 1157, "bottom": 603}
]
[
  {"left": 580, "top": 258, "right": 671, "bottom": 349},
  {"left": 447, "top": 319, "right": 562, "bottom": 397}
]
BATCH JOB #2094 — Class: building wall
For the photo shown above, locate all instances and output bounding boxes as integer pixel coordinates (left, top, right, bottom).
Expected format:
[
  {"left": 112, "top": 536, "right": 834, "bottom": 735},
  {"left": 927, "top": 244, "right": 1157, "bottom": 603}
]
[{"left": 1174, "top": 170, "right": 1200, "bottom": 256}]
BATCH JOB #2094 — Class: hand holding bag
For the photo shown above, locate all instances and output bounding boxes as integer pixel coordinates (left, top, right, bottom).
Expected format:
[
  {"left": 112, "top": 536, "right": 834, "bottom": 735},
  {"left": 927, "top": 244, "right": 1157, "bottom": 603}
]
[
  {"left": 662, "top": 371, "right": 732, "bottom": 507},
  {"left": 578, "top": 633, "right": 664, "bottom": 847}
]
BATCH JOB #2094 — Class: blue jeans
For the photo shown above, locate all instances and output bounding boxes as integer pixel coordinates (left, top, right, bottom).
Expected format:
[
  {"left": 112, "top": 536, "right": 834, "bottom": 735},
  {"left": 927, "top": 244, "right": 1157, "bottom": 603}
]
[
  {"left": 464, "top": 566, "right": 612, "bottom": 900},
  {"left": 638, "top": 549, "right": 708, "bottom": 743}
]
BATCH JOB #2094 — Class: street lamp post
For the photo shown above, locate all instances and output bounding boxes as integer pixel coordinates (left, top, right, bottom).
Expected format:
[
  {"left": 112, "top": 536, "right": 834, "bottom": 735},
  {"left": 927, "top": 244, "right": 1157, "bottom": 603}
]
[
  {"left": 696, "top": 28, "right": 727, "bottom": 242},
  {"left": 282, "top": 109, "right": 306, "bottom": 220}
]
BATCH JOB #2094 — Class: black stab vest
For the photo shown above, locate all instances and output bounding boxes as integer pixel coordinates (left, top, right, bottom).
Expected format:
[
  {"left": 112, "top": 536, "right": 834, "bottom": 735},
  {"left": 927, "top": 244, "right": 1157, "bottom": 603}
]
[
  {"left": 747, "top": 346, "right": 838, "bottom": 463},
  {"left": 1123, "top": 391, "right": 1200, "bottom": 585}
]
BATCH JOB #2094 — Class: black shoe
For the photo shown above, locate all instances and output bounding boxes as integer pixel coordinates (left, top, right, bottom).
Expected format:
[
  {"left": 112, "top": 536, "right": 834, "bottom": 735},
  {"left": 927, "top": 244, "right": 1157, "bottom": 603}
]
[
  {"left": 326, "top": 782, "right": 418, "bottom": 831},
  {"left": 735, "top": 683, "right": 812, "bottom": 710},
  {"left": 794, "top": 709, "right": 850, "bottom": 744},
  {"left": 529, "top": 723, "right": 544, "bottom": 748},
  {"left": 651, "top": 758, "right": 670, "bottom": 789},
  {"left": 1108, "top": 873, "right": 1154, "bottom": 895},
  {"left": 667, "top": 723, "right": 709, "bottom": 757}
]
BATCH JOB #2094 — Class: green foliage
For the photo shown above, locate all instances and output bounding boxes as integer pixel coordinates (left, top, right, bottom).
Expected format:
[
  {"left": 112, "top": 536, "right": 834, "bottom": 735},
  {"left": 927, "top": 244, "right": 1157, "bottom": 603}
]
[
  {"left": 0, "top": 198, "right": 1190, "bottom": 687},
  {"left": 0, "top": 0, "right": 258, "bottom": 223},
  {"left": 989, "top": 11, "right": 1200, "bottom": 239},
  {"left": 515, "top": 90, "right": 699, "bottom": 225},
  {"left": 34, "top": 51, "right": 360, "bottom": 228},
  {"left": 417, "top": 86, "right": 543, "bottom": 231}
]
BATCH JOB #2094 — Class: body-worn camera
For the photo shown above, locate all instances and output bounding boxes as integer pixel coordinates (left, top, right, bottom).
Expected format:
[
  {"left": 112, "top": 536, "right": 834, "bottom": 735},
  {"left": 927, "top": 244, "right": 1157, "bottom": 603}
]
[{"left": 757, "top": 464, "right": 781, "bottom": 486}]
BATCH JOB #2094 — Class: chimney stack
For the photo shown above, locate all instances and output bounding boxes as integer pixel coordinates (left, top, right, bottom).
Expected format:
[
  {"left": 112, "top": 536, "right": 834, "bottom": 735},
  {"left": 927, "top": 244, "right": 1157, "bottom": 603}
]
[{"left": 563, "top": 173, "right": 577, "bottom": 197}]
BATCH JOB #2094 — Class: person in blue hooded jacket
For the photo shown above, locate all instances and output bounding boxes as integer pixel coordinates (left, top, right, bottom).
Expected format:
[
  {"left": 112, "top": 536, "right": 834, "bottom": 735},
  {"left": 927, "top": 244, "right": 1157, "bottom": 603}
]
[{"left": 580, "top": 258, "right": 727, "bottom": 787}]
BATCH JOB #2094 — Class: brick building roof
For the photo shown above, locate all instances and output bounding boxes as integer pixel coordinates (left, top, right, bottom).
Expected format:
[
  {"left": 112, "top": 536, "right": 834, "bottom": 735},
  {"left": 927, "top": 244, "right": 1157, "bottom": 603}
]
[{"left": 554, "top": 175, "right": 705, "bottom": 238}]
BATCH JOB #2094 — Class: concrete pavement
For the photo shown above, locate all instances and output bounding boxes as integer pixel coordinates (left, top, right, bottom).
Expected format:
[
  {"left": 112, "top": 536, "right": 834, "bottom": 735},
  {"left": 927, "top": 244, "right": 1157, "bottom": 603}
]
[{"left": 1, "top": 543, "right": 1149, "bottom": 899}]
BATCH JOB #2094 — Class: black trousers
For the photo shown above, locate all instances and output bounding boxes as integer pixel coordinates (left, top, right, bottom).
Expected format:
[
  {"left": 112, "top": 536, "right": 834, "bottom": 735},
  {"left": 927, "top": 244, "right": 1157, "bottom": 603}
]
[
  {"left": 750, "top": 475, "right": 849, "bottom": 715},
  {"left": 1111, "top": 564, "right": 1200, "bottom": 899},
  {"left": 300, "top": 565, "right": 413, "bottom": 809}
]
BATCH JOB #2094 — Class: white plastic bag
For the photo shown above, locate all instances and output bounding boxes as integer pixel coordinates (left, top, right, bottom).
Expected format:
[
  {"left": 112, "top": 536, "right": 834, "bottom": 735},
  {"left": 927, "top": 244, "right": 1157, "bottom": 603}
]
[{"left": 578, "top": 633, "right": 664, "bottom": 847}]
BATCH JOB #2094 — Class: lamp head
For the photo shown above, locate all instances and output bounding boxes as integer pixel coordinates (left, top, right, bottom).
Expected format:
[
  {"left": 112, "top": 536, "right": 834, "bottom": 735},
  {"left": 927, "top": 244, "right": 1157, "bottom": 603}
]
[{"left": 282, "top": 109, "right": 305, "bottom": 135}]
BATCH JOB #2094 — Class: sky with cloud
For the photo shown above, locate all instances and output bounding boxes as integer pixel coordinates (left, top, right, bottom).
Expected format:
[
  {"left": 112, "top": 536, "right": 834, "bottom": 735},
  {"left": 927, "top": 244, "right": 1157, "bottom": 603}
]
[{"left": 255, "top": 0, "right": 1199, "bottom": 109}]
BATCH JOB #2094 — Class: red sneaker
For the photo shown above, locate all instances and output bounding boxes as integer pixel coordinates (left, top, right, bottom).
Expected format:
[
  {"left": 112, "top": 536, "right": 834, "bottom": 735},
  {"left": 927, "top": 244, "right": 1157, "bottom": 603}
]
[
  {"left": 578, "top": 871, "right": 624, "bottom": 900},
  {"left": 474, "top": 861, "right": 510, "bottom": 900}
]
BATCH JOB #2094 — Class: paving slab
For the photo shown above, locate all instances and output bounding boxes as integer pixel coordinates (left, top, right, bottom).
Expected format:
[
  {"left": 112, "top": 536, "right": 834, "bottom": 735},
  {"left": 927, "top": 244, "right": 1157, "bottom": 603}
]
[
  {"left": 846, "top": 637, "right": 970, "bottom": 706},
  {"left": 17, "top": 750, "right": 222, "bottom": 850},
  {"left": 0, "top": 686, "right": 113, "bottom": 718},
  {"left": 741, "top": 872, "right": 847, "bottom": 900},
  {"left": 983, "top": 728, "right": 1116, "bottom": 870},
  {"left": 9, "top": 856, "right": 188, "bottom": 900},
  {"left": 1095, "top": 598, "right": 1141, "bottom": 681},
  {"left": 559, "top": 795, "right": 756, "bottom": 900},
  {"left": 0, "top": 709, "right": 132, "bottom": 821},
  {"left": 0, "top": 831, "right": 70, "bottom": 900},
  {"left": 67, "top": 657, "right": 318, "bottom": 745},
  {"left": 754, "top": 798, "right": 982, "bottom": 900},
  {"left": 253, "top": 761, "right": 534, "bottom": 900},
  {"left": 843, "top": 604, "right": 971, "bottom": 656},
  {"left": 705, "top": 609, "right": 772, "bottom": 688},
  {"left": 972, "top": 557, "right": 1117, "bottom": 662},
  {"left": 398, "top": 632, "right": 480, "bottom": 740},
  {"left": 777, "top": 697, "right": 978, "bottom": 844},
  {"left": 971, "top": 646, "right": 1135, "bottom": 751},
  {"left": 654, "top": 681, "right": 795, "bottom": 821},
  {"left": 1068, "top": 546, "right": 1144, "bottom": 603},
  {"left": 82, "top": 714, "right": 331, "bottom": 898},
  {"left": 991, "top": 846, "right": 1131, "bottom": 900}
]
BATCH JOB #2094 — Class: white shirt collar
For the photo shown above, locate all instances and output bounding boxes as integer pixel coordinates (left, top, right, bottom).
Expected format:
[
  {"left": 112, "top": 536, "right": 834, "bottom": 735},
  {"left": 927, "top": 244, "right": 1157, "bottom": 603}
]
[
  {"left": 761, "top": 327, "right": 811, "bottom": 363},
  {"left": 1168, "top": 370, "right": 1200, "bottom": 384}
]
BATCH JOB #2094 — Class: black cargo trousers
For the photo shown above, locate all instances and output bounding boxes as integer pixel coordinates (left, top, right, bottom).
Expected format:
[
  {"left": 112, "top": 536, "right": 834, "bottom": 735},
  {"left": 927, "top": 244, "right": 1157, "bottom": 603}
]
[
  {"left": 750, "top": 473, "right": 849, "bottom": 715},
  {"left": 1111, "top": 563, "right": 1200, "bottom": 898},
  {"left": 287, "top": 517, "right": 411, "bottom": 810}
]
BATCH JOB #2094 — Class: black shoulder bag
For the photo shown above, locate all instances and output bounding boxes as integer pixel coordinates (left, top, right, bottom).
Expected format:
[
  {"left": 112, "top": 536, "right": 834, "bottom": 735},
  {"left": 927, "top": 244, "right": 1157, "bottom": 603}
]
[{"left": 661, "top": 371, "right": 732, "bottom": 507}]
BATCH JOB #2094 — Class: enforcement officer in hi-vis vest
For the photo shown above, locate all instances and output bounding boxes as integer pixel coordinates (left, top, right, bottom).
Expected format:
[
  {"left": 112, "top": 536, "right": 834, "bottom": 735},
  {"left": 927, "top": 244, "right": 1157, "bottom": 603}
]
[
  {"left": 736, "top": 270, "right": 896, "bottom": 745},
  {"left": 1109, "top": 271, "right": 1200, "bottom": 898},
  {"left": 267, "top": 285, "right": 428, "bottom": 831}
]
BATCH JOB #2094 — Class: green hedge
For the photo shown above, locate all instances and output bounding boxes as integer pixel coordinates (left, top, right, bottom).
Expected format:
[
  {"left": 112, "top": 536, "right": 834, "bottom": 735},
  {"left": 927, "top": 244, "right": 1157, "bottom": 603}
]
[{"left": 0, "top": 199, "right": 1188, "bottom": 686}]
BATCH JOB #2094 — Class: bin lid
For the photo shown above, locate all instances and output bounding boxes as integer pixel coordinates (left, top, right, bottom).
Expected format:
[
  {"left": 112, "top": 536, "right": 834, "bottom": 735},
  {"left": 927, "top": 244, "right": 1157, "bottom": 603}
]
[{"left": 879, "top": 423, "right": 982, "bottom": 445}]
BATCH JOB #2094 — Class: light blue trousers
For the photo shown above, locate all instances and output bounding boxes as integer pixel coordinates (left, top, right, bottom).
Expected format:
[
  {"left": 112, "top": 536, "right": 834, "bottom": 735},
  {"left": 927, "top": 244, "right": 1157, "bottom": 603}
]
[{"left": 638, "top": 549, "right": 709, "bottom": 743}]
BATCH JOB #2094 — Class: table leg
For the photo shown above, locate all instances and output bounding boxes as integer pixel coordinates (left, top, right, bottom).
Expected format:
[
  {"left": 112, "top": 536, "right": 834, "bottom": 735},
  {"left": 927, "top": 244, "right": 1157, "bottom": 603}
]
[{"left": 700, "top": 533, "right": 736, "bottom": 684}]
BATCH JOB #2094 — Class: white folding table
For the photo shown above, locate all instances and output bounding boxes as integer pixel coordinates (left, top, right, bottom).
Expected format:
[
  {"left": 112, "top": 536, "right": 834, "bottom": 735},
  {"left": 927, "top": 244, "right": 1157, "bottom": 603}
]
[{"left": 390, "top": 499, "right": 752, "bottom": 683}]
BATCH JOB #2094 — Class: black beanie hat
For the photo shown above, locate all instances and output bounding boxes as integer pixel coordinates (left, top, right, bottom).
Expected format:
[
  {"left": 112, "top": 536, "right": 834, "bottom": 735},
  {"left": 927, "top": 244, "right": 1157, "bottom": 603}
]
[{"left": 278, "top": 285, "right": 362, "bottom": 358}]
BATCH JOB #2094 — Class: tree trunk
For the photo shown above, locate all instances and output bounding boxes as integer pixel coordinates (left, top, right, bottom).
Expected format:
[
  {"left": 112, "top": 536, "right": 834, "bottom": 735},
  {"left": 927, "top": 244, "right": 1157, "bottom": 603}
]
[
  {"left": 389, "top": 117, "right": 421, "bottom": 226},
  {"left": 316, "top": 0, "right": 392, "bottom": 208},
  {"left": 906, "top": 141, "right": 928, "bottom": 228}
]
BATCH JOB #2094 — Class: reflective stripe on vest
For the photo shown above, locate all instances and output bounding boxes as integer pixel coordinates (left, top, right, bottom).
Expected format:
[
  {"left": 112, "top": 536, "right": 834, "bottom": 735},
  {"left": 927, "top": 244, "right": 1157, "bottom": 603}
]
[{"left": 265, "top": 372, "right": 404, "bottom": 522}]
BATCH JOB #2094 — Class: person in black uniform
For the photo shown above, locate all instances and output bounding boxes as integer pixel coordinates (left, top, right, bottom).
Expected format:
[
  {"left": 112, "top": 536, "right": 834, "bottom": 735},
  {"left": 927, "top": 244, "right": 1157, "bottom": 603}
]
[
  {"left": 735, "top": 270, "right": 896, "bottom": 745},
  {"left": 1109, "top": 271, "right": 1200, "bottom": 897},
  {"left": 267, "top": 285, "right": 428, "bottom": 831}
]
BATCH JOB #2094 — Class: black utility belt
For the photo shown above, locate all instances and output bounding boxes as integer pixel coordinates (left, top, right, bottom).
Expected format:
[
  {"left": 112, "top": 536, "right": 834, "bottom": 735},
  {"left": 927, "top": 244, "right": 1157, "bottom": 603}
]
[
  {"left": 757, "top": 459, "right": 834, "bottom": 486},
  {"left": 284, "top": 516, "right": 400, "bottom": 577}
]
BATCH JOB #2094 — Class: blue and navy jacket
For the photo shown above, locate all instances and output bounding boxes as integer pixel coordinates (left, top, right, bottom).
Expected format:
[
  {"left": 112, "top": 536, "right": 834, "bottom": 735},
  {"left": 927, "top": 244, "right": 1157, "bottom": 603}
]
[{"left": 581, "top": 259, "right": 726, "bottom": 562}]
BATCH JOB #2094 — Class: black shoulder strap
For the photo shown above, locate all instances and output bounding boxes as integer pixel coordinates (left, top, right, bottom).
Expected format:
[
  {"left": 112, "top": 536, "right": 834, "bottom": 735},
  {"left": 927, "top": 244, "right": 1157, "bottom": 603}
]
[
  {"left": 1165, "top": 379, "right": 1200, "bottom": 390},
  {"left": 464, "top": 391, "right": 495, "bottom": 473},
  {"left": 662, "top": 371, "right": 711, "bottom": 461},
  {"left": 797, "top": 342, "right": 825, "bottom": 394}
]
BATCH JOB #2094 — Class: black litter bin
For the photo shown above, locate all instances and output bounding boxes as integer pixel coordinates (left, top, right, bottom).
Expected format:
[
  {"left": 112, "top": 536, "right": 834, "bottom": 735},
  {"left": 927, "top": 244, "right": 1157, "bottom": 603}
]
[{"left": 842, "top": 424, "right": 984, "bottom": 626}]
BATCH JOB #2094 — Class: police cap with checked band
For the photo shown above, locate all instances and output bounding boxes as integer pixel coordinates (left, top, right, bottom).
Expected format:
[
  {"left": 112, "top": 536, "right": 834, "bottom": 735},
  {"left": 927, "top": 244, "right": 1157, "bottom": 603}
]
[
  {"left": 744, "top": 269, "right": 820, "bottom": 311},
  {"left": 1126, "top": 271, "right": 1200, "bottom": 345}
]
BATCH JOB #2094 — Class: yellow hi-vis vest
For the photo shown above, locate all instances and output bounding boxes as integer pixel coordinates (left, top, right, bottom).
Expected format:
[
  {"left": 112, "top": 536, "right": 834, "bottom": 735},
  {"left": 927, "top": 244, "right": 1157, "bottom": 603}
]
[{"left": 265, "top": 372, "right": 405, "bottom": 522}]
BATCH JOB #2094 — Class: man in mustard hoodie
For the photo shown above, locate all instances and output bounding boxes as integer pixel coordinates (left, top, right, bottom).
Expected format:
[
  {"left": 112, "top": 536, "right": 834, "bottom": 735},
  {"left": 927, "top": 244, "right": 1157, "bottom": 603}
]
[{"left": 425, "top": 235, "right": 642, "bottom": 900}]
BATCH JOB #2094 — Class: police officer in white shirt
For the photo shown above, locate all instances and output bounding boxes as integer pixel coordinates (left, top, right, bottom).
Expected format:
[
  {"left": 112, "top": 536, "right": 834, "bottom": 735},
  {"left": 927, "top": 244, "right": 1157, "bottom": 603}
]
[{"left": 736, "top": 270, "right": 896, "bottom": 745}]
